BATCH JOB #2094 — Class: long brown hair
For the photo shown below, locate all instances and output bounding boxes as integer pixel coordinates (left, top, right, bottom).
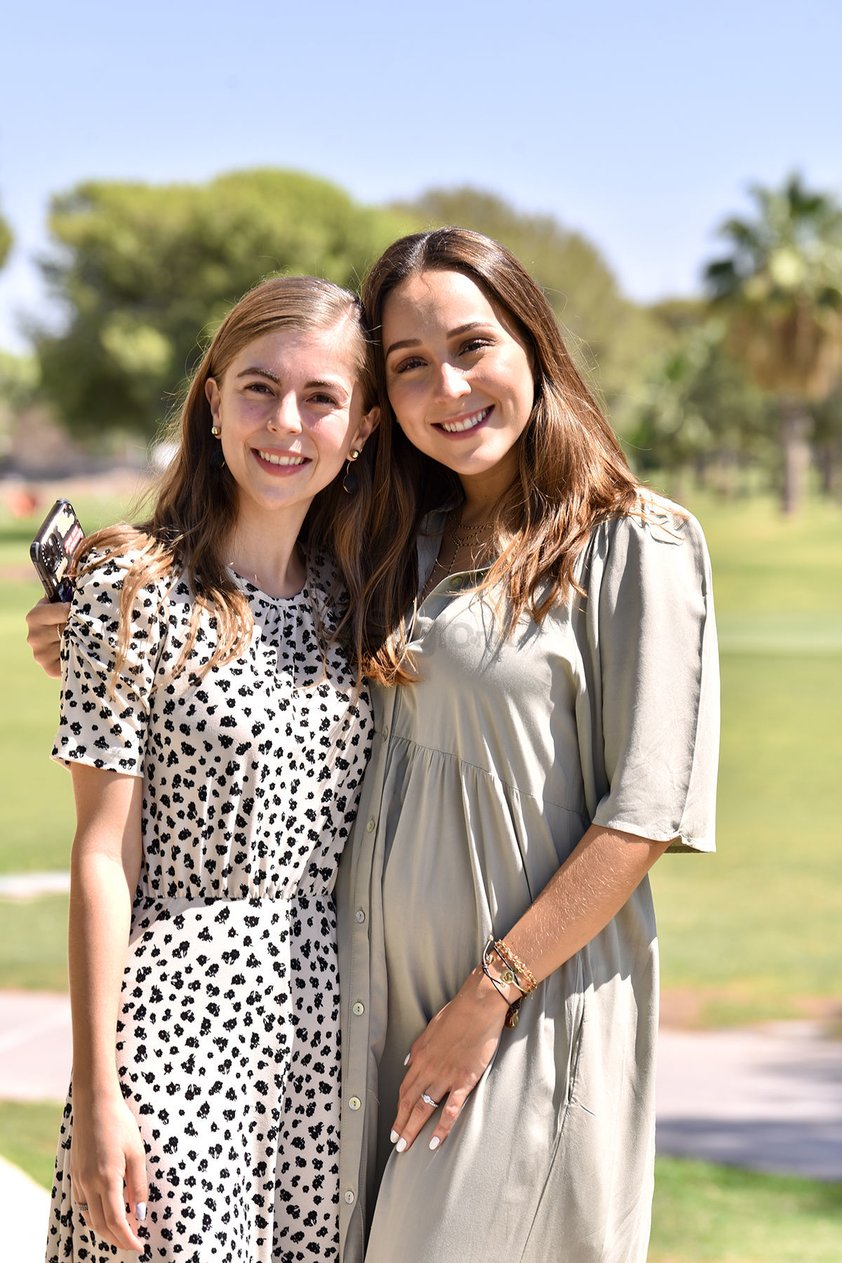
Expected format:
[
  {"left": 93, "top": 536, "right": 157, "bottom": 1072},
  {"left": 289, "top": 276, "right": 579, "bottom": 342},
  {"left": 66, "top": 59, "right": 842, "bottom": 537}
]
[
  {"left": 358, "top": 227, "right": 640, "bottom": 686},
  {"left": 78, "top": 275, "right": 377, "bottom": 677}
]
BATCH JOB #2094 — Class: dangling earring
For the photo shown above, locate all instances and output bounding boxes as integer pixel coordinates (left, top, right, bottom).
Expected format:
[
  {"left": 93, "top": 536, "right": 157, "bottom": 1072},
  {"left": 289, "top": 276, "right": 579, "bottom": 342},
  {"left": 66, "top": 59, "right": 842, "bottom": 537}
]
[
  {"left": 342, "top": 448, "right": 361, "bottom": 495},
  {"left": 210, "top": 425, "right": 225, "bottom": 469}
]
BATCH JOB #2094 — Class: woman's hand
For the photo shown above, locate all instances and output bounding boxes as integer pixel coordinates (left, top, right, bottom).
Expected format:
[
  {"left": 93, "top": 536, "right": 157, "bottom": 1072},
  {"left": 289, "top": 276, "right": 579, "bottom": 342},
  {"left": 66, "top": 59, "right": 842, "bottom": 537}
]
[
  {"left": 390, "top": 966, "right": 511, "bottom": 1154},
  {"left": 70, "top": 1089, "right": 148, "bottom": 1251},
  {"left": 25, "top": 597, "right": 69, "bottom": 677}
]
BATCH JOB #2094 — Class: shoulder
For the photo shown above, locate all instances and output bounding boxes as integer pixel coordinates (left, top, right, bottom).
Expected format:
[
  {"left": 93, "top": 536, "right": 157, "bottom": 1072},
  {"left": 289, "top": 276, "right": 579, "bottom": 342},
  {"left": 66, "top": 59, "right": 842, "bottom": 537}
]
[
  {"left": 71, "top": 541, "right": 181, "bottom": 624},
  {"left": 76, "top": 543, "right": 164, "bottom": 590},
  {"left": 580, "top": 492, "right": 713, "bottom": 611},
  {"left": 591, "top": 491, "right": 710, "bottom": 563}
]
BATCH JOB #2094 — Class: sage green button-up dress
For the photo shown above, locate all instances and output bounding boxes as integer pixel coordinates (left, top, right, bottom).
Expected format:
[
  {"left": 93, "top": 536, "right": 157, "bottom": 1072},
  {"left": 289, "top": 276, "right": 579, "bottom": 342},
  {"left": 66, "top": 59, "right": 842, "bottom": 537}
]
[{"left": 337, "top": 496, "right": 719, "bottom": 1263}]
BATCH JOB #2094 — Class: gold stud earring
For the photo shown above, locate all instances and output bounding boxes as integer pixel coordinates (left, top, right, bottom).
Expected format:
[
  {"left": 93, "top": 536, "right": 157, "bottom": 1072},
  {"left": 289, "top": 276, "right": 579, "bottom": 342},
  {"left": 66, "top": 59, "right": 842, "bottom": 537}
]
[{"left": 211, "top": 426, "right": 221, "bottom": 437}]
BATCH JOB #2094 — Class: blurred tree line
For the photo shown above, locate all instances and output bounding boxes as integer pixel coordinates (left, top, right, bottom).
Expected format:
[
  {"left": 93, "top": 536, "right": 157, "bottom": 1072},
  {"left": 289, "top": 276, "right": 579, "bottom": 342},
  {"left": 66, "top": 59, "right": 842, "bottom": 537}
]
[{"left": 1, "top": 169, "right": 841, "bottom": 513}]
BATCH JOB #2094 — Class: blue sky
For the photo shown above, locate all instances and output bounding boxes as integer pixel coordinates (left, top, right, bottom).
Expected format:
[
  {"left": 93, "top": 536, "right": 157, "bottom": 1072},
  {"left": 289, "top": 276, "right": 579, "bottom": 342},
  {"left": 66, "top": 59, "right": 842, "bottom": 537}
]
[{"left": 1, "top": 0, "right": 840, "bottom": 351}]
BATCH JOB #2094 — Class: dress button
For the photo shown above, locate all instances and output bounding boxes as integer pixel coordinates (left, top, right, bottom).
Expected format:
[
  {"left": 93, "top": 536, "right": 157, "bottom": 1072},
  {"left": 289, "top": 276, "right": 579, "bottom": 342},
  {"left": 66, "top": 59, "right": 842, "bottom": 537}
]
[
  {"left": 355, "top": 908, "right": 366, "bottom": 923},
  {"left": 344, "top": 1190, "right": 356, "bottom": 1204},
  {"left": 382, "top": 725, "right": 390, "bottom": 739},
  {"left": 348, "top": 1096, "right": 361, "bottom": 1111},
  {"left": 366, "top": 817, "right": 376, "bottom": 832},
  {"left": 352, "top": 1001, "right": 365, "bottom": 1016}
]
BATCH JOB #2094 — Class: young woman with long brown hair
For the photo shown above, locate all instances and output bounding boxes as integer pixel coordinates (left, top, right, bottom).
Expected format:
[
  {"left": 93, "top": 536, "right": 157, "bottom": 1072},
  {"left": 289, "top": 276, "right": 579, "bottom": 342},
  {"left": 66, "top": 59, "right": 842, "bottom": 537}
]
[
  {"left": 33, "top": 276, "right": 378, "bottom": 1263},
  {"left": 334, "top": 228, "right": 719, "bottom": 1263}
]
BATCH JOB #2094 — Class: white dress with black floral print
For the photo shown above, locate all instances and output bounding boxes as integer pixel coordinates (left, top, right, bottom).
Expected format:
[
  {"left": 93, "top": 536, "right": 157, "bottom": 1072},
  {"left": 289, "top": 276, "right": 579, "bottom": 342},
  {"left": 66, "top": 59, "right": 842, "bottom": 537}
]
[{"left": 47, "top": 551, "right": 372, "bottom": 1263}]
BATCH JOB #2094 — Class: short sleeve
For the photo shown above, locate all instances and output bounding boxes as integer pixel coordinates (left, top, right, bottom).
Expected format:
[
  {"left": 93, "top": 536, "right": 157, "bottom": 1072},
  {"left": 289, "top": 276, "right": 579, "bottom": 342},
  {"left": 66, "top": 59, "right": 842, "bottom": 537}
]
[
  {"left": 582, "top": 500, "right": 719, "bottom": 853},
  {"left": 52, "top": 553, "right": 165, "bottom": 776}
]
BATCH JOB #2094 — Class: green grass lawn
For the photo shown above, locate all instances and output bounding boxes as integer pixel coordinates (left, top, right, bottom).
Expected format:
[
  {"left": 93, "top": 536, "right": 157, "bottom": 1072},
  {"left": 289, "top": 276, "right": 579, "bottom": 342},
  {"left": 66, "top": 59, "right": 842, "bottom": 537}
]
[
  {"left": 649, "top": 1158, "right": 842, "bottom": 1263},
  {"left": 650, "top": 489, "right": 842, "bottom": 1025},
  {"left": 0, "top": 1099, "right": 61, "bottom": 1188},
  {"left": 2, "top": 1101, "right": 839, "bottom": 1263},
  {"left": 0, "top": 895, "right": 67, "bottom": 990},
  {"left": 1, "top": 485, "right": 841, "bottom": 1026}
]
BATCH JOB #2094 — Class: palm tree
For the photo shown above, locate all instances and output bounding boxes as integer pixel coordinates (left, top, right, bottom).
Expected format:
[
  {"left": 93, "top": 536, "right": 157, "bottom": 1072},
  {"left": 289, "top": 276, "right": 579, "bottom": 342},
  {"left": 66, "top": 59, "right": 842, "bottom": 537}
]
[{"left": 705, "top": 174, "right": 842, "bottom": 513}]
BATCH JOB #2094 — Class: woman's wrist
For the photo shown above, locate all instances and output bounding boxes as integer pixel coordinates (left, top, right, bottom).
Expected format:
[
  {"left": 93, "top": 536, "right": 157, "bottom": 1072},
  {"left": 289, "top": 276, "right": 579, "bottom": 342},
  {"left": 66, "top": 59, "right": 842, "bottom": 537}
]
[
  {"left": 71, "top": 1060, "right": 123, "bottom": 1104},
  {"left": 471, "top": 962, "right": 521, "bottom": 1009}
]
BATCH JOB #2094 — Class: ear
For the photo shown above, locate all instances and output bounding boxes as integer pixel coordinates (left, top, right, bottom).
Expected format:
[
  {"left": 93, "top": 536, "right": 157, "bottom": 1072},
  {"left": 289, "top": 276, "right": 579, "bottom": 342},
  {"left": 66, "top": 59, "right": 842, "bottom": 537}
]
[
  {"left": 205, "top": 377, "right": 221, "bottom": 422},
  {"left": 352, "top": 405, "right": 380, "bottom": 451}
]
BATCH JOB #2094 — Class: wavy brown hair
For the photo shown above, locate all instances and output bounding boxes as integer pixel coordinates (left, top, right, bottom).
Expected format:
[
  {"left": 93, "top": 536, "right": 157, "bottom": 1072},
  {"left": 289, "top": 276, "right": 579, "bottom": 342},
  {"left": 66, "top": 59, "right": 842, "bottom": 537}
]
[
  {"left": 77, "top": 275, "right": 377, "bottom": 678},
  {"left": 357, "top": 227, "right": 641, "bottom": 685}
]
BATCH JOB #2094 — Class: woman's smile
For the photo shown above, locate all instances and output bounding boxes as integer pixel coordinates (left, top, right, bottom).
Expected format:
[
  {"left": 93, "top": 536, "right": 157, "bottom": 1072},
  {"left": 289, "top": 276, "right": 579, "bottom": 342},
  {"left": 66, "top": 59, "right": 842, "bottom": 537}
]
[
  {"left": 253, "top": 446, "right": 311, "bottom": 472},
  {"left": 435, "top": 405, "right": 493, "bottom": 435}
]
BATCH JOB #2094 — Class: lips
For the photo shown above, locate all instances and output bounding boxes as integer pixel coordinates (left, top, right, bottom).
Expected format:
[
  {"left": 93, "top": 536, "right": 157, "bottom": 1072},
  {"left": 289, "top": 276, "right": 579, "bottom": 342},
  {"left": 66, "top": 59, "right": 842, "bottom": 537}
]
[{"left": 435, "top": 406, "right": 492, "bottom": 434}]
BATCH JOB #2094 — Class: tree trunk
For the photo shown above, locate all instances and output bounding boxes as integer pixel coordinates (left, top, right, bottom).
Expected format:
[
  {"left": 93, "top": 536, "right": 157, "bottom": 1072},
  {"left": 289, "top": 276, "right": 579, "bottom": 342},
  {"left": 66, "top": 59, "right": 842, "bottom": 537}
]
[
  {"left": 779, "top": 400, "right": 812, "bottom": 515},
  {"left": 815, "top": 442, "right": 839, "bottom": 498}
]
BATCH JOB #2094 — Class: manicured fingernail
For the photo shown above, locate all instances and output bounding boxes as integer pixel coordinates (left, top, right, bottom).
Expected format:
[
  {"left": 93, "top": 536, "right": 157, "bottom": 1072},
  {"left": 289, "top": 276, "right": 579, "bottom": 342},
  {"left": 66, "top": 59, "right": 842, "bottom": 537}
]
[
  {"left": 136, "top": 1202, "right": 147, "bottom": 1221},
  {"left": 390, "top": 1130, "right": 399, "bottom": 1144},
  {"left": 403, "top": 1054, "right": 411, "bottom": 1066},
  {"left": 429, "top": 1136, "right": 441, "bottom": 1151},
  {"left": 396, "top": 1137, "right": 407, "bottom": 1153}
]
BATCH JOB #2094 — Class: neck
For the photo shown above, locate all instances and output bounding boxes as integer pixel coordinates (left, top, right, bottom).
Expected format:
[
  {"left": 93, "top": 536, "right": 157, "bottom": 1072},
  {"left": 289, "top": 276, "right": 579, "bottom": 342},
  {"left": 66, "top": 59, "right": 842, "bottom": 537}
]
[
  {"left": 456, "top": 452, "right": 518, "bottom": 525},
  {"left": 457, "top": 482, "right": 509, "bottom": 527},
  {"left": 226, "top": 502, "right": 309, "bottom": 598}
]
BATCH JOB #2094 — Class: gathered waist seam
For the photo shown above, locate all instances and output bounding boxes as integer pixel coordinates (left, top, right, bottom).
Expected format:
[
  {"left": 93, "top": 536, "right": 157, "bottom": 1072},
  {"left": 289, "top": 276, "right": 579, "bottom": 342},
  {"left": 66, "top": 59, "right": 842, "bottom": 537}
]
[{"left": 132, "top": 890, "right": 334, "bottom": 909}]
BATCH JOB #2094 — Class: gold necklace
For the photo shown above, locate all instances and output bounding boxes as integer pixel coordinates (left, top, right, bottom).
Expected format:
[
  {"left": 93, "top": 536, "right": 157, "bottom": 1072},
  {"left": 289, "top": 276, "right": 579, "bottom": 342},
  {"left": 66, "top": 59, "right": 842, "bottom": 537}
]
[
  {"left": 451, "top": 520, "right": 496, "bottom": 549},
  {"left": 421, "top": 516, "right": 497, "bottom": 599}
]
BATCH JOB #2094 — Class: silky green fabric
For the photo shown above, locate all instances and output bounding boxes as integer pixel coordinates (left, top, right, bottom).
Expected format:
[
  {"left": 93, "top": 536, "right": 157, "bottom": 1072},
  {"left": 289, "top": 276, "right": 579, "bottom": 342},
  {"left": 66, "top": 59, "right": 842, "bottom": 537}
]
[{"left": 337, "top": 496, "right": 719, "bottom": 1263}]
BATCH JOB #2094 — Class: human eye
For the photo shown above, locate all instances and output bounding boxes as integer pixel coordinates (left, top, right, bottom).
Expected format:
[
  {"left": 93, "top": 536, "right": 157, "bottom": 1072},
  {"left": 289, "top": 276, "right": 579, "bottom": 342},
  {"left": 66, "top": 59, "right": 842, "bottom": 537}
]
[
  {"left": 309, "top": 391, "right": 341, "bottom": 407},
  {"left": 459, "top": 336, "right": 493, "bottom": 356},
  {"left": 244, "top": 380, "right": 273, "bottom": 396},
  {"left": 391, "top": 354, "right": 426, "bottom": 375}
]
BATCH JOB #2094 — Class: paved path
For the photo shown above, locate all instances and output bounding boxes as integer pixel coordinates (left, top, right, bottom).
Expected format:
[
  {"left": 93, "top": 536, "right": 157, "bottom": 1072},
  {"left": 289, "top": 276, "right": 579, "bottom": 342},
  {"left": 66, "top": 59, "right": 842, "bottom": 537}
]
[
  {"left": 656, "top": 1022, "right": 842, "bottom": 1181},
  {"left": 0, "top": 991, "right": 840, "bottom": 1262}
]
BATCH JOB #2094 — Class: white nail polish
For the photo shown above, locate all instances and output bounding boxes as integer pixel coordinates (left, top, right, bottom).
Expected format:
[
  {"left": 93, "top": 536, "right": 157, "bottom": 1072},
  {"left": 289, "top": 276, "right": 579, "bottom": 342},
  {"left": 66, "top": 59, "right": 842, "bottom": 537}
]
[
  {"left": 136, "top": 1202, "right": 147, "bottom": 1221},
  {"left": 403, "top": 1053, "right": 411, "bottom": 1066},
  {"left": 390, "top": 1130, "right": 399, "bottom": 1144},
  {"left": 396, "top": 1137, "right": 407, "bottom": 1153},
  {"left": 429, "top": 1136, "right": 441, "bottom": 1151}
]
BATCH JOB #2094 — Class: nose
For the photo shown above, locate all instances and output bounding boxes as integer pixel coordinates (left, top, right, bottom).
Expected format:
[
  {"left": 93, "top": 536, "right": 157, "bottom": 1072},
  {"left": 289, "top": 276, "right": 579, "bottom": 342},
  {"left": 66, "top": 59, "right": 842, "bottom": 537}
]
[
  {"left": 268, "top": 392, "right": 303, "bottom": 434},
  {"left": 434, "top": 360, "right": 471, "bottom": 402}
]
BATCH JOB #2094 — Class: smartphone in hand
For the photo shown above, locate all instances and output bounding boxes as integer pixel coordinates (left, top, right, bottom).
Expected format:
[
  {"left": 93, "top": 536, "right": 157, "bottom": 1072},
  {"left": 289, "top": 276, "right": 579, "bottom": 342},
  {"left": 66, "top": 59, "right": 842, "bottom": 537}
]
[{"left": 30, "top": 499, "right": 85, "bottom": 602}]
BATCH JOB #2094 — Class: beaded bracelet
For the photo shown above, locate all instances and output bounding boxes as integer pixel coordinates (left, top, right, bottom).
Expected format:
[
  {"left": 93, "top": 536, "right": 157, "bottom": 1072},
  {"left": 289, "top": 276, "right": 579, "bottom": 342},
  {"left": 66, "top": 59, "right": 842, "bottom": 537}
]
[{"left": 487, "top": 937, "right": 538, "bottom": 995}]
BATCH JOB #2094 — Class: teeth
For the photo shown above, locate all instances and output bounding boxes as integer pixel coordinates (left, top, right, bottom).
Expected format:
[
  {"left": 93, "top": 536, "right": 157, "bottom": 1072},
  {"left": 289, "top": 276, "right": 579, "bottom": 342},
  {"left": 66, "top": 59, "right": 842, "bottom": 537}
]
[
  {"left": 440, "top": 407, "right": 490, "bottom": 434},
  {"left": 257, "top": 450, "right": 306, "bottom": 466}
]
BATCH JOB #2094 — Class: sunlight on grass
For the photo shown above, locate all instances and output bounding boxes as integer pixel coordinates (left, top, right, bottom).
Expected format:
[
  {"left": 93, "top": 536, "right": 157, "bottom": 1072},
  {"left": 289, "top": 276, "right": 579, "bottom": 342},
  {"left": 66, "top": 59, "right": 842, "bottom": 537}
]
[
  {"left": 0, "top": 1099, "right": 61, "bottom": 1190},
  {"left": 650, "top": 1157, "right": 842, "bottom": 1263},
  {"left": 0, "top": 897, "right": 67, "bottom": 990}
]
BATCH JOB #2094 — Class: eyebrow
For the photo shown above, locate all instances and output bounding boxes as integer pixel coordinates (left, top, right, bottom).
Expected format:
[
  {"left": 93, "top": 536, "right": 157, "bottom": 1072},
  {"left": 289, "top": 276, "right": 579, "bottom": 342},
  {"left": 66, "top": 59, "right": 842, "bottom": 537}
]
[
  {"left": 235, "top": 367, "right": 350, "bottom": 395},
  {"left": 384, "top": 322, "right": 491, "bottom": 359}
]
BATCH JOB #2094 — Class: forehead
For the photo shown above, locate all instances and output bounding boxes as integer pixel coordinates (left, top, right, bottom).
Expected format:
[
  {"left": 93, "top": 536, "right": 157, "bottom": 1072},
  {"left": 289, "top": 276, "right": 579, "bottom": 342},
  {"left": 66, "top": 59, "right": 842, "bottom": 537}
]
[
  {"left": 228, "top": 323, "right": 361, "bottom": 382},
  {"left": 383, "top": 269, "right": 498, "bottom": 329}
]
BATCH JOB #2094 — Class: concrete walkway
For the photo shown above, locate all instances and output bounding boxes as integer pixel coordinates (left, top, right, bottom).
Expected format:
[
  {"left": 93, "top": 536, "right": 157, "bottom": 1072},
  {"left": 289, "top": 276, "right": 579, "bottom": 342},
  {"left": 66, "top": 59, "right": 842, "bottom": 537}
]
[{"left": 0, "top": 990, "right": 840, "bottom": 1262}]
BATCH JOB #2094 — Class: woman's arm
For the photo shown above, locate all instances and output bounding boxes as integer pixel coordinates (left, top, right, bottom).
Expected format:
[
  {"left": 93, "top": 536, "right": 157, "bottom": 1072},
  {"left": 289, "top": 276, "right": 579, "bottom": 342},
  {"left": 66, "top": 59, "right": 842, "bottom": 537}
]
[
  {"left": 391, "top": 825, "right": 669, "bottom": 1153},
  {"left": 67, "top": 762, "right": 148, "bottom": 1251},
  {"left": 26, "top": 597, "right": 69, "bottom": 677}
]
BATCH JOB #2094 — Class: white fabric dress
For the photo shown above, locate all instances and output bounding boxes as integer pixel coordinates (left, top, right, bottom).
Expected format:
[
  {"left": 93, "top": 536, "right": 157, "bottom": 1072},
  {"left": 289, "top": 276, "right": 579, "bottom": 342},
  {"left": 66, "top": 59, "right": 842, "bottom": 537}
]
[{"left": 47, "top": 552, "right": 372, "bottom": 1263}]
